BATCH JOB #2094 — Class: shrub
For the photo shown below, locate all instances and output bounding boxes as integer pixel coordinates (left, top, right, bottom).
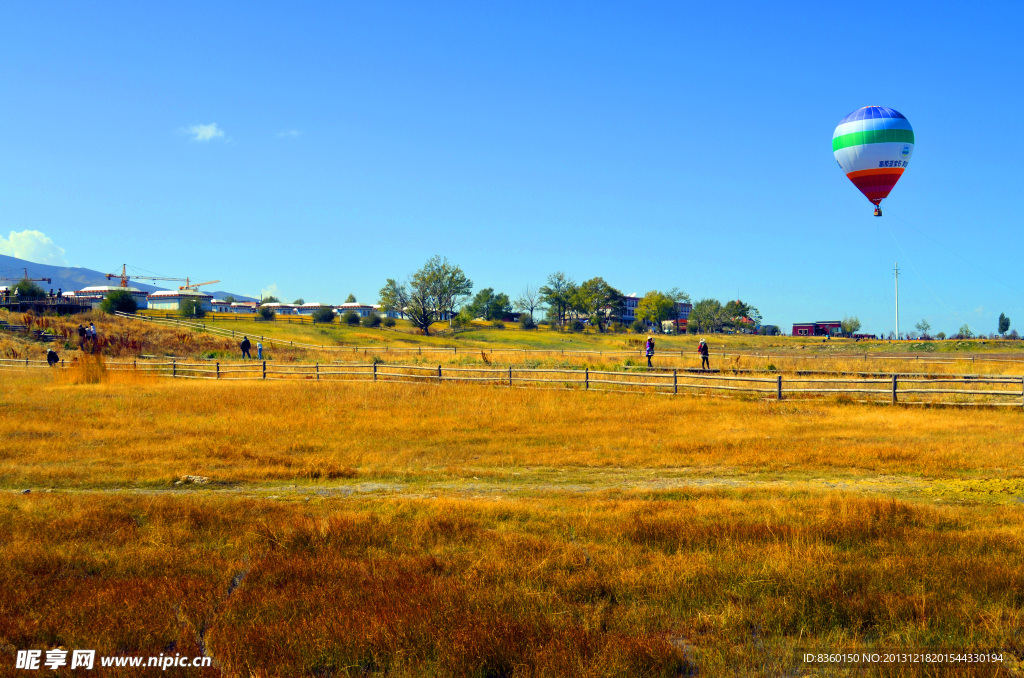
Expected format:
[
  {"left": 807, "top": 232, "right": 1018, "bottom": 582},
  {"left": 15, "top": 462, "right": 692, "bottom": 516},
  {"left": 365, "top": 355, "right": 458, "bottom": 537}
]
[
  {"left": 258, "top": 306, "right": 276, "bottom": 321},
  {"left": 362, "top": 311, "right": 382, "bottom": 328},
  {"left": 99, "top": 289, "right": 138, "bottom": 314},
  {"left": 630, "top": 320, "right": 646, "bottom": 333},
  {"left": 342, "top": 310, "right": 361, "bottom": 325},
  {"left": 382, "top": 317, "right": 396, "bottom": 328},
  {"left": 492, "top": 320, "right": 505, "bottom": 329},
  {"left": 518, "top": 315, "right": 536, "bottom": 330},
  {"left": 570, "top": 319, "right": 585, "bottom": 332},
  {"left": 452, "top": 308, "right": 473, "bottom": 328},
  {"left": 610, "top": 322, "right": 625, "bottom": 333},
  {"left": 311, "top": 307, "right": 335, "bottom": 324}
]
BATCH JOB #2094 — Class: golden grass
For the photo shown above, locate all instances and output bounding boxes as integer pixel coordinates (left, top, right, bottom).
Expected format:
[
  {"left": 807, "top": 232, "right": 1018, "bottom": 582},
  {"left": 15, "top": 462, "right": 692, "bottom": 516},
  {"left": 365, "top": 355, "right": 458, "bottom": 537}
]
[
  {"left": 2, "top": 372, "right": 1024, "bottom": 675},
  {"left": 2, "top": 373, "right": 1024, "bottom": 489},
  {"left": 1, "top": 491, "right": 1022, "bottom": 676}
]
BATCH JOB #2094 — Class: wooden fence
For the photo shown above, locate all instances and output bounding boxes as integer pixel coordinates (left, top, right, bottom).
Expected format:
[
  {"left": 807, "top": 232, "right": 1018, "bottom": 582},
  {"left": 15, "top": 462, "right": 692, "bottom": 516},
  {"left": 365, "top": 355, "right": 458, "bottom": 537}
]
[
  {"left": 4, "top": 357, "right": 1023, "bottom": 407},
  {"left": 112, "top": 313, "right": 1024, "bottom": 367}
]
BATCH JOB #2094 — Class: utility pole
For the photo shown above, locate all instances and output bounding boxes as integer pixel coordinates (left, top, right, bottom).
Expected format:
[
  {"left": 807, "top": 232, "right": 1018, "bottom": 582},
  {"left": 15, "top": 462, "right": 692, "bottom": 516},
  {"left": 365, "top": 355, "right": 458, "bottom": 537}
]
[{"left": 894, "top": 262, "right": 900, "bottom": 340}]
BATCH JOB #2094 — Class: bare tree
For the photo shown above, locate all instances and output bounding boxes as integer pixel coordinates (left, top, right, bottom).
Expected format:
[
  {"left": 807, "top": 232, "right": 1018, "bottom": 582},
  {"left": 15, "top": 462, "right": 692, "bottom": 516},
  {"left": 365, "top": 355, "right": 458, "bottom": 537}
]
[{"left": 514, "top": 285, "right": 544, "bottom": 321}]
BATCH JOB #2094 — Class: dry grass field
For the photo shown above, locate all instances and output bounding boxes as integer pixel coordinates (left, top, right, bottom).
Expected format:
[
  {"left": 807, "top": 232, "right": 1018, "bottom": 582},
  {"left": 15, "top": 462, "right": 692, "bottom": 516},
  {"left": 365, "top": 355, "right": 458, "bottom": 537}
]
[{"left": 1, "top": 368, "right": 1024, "bottom": 676}]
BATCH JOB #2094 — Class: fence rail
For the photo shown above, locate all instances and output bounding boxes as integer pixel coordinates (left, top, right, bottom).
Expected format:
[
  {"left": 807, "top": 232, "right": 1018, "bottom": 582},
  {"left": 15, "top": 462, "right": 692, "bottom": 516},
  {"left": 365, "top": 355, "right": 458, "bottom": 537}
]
[
  {"left": 4, "top": 357, "right": 1023, "bottom": 407},
  {"left": 108, "top": 312, "right": 1024, "bottom": 367}
]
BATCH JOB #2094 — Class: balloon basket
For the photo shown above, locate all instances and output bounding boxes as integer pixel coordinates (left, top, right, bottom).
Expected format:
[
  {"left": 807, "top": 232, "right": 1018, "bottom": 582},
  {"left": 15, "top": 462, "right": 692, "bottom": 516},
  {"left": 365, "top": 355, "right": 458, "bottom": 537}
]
[{"left": 873, "top": 207, "right": 882, "bottom": 217}]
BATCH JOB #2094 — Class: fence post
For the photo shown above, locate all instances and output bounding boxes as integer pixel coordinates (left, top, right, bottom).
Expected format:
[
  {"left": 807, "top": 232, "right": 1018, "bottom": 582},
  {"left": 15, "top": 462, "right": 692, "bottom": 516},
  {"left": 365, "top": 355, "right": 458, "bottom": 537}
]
[
  {"left": 892, "top": 375, "right": 898, "bottom": 404},
  {"left": 673, "top": 369, "right": 678, "bottom": 394},
  {"left": 216, "top": 362, "right": 220, "bottom": 379},
  {"left": 509, "top": 366, "right": 512, "bottom": 386},
  {"left": 438, "top": 364, "right": 442, "bottom": 382},
  {"left": 263, "top": 361, "right": 267, "bottom": 380},
  {"left": 316, "top": 363, "right": 319, "bottom": 380},
  {"left": 777, "top": 375, "right": 782, "bottom": 400},
  {"left": 172, "top": 360, "right": 176, "bottom": 378},
  {"left": 133, "top": 360, "right": 136, "bottom": 371},
  {"left": 585, "top": 368, "right": 589, "bottom": 390},
  {"left": 373, "top": 363, "right": 378, "bottom": 381}
]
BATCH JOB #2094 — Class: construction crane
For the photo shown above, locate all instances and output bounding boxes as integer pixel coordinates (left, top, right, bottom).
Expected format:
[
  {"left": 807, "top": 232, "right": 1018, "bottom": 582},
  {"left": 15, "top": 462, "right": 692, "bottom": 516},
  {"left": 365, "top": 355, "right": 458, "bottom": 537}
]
[
  {"left": 0, "top": 268, "right": 52, "bottom": 285},
  {"left": 106, "top": 264, "right": 185, "bottom": 288},
  {"left": 179, "top": 278, "right": 221, "bottom": 291}
]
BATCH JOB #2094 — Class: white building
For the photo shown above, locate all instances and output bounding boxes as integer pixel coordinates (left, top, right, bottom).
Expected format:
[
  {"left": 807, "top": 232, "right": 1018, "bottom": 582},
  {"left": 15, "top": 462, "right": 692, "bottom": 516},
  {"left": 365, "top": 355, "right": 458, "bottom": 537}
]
[
  {"left": 211, "top": 299, "right": 233, "bottom": 313},
  {"left": 147, "top": 289, "right": 213, "bottom": 312},
  {"left": 259, "top": 302, "right": 297, "bottom": 315},
  {"left": 230, "top": 302, "right": 258, "bottom": 313},
  {"left": 297, "top": 302, "right": 331, "bottom": 315},
  {"left": 74, "top": 285, "right": 150, "bottom": 310}
]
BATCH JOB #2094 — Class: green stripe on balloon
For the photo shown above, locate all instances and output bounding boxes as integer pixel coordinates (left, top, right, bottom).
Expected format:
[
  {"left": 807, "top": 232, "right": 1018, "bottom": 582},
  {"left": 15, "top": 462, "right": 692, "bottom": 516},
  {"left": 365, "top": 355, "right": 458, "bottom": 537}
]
[{"left": 832, "top": 128, "right": 915, "bottom": 152}]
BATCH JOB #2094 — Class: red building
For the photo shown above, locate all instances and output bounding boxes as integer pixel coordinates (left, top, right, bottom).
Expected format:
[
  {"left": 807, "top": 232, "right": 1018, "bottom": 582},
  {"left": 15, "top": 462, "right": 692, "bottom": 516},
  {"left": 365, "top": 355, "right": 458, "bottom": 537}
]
[{"left": 792, "top": 321, "right": 842, "bottom": 337}]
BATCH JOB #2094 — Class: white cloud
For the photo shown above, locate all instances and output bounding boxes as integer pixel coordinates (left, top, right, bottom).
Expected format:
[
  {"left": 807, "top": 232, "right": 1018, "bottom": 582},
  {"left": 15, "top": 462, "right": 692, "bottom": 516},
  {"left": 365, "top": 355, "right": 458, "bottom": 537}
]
[
  {"left": 183, "top": 123, "right": 225, "bottom": 142},
  {"left": 0, "top": 230, "right": 68, "bottom": 265},
  {"left": 276, "top": 129, "right": 301, "bottom": 138},
  {"left": 260, "top": 283, "right": 281, "bottom": 300}
]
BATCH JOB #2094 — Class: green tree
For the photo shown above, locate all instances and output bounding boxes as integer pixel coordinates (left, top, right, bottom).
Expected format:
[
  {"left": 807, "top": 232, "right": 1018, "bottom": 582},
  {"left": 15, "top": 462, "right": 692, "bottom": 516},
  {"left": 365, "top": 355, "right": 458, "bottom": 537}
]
[
  {"left": 223, "top": 295, "right": 236, "bottom": 303},
  {"left": 261, "top": 295, "right": 280, "bottom": 304},
  {"left": 257, "top": 305, "right": 276, "bottom": 320},
  {"left": 573, "top": 277, "right": 623, "bottom": 331},
  {"left": 998, "top": 313, "right": 1011, "bottom": 336},
  {"left": 915, "top": 319, "right": 931, "bottom": 337},
  {"left": 957, "top": 324, "right": 974, "bottom": 339},
  {"left": 178, "top": 298, "right": 206, "bottom": 318},
  {"left": 345, "top": 294, "right": 357, "bottom": 303},
  {"left": 636, "top": 291, "right": 676, "bottom": 333},
  {"left": 362, "top": 311, "right": 382, "bottom": 327},
  {"left": 311, "top": 307, "right": 335, "bottom": 323},
  {"left": 378, "top": 279, "right": 408, "bottom": 318},
  {"left": 723, "top": 299, "right": 759, "bottom": 331},
  {"left": 538, "top": 272, "right": 575, "bottom": 327},
  {"left": 99, "top": 289, "right": 138, "bottom": 314},
  {"left": 688, "top": 298, "right": 725, "bottom": 334},
  {"left": 841, "top": 316, "right": 862, "bottom": 336},
  {"left": 292, "top": 298, "right": 305, "bottom": 305},
  {"left": 378, "top": 257, "right": 472, "bottom": 335},
  {"left": 467, "top": 288, "right": 512, "bottom": 320},
  {"left": 342, "top": 310, "right": 361, "bottom": 325},
  {"left": 12, "top": 279, "right": 46, "bottom": 298}
]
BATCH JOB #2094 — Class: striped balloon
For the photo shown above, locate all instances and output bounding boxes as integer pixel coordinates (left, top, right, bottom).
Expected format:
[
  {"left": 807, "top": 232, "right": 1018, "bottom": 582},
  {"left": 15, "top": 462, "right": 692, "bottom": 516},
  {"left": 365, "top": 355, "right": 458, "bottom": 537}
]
[{"left": 833, "top": 106, "right": 913, "bottom": 214}]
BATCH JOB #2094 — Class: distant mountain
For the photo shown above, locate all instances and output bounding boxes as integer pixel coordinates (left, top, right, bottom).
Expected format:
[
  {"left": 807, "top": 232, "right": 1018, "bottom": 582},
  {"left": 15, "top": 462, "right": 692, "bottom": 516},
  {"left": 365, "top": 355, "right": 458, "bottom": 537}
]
[{"left": 0, "top": 255, "right": 257, "bottom": 302}]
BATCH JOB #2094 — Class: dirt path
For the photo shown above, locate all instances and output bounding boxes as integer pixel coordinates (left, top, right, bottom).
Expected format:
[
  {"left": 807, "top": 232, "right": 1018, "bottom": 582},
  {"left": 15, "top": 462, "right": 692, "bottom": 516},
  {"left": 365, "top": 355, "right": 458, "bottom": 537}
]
[{"left": 11, "top": 470, "right": 1024, "bottom": 506}]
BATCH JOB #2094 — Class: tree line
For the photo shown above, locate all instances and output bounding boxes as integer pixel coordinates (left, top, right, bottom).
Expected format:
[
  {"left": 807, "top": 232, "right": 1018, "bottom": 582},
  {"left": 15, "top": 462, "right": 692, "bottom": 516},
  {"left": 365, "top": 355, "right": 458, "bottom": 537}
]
[{"left": 376, "top": 257, "right": 763, "bottom": 336}]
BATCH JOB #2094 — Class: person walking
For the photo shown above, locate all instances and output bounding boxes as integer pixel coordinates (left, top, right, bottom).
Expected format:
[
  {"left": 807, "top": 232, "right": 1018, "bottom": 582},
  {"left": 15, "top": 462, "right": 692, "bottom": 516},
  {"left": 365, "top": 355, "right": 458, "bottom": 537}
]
[
  {"left": 77, "top": 324, "right": 86, "bottom": 349},
  {"left": 257, "top": 342, "right": 263, "bottom": 360},
  {"left": 645, "top": 335, "right": 655, "bottom": 368},
  {"left": 240, "top": 336, "right": 252, "bottom": 359},
  {"left": 698, "top": 338, "right": 710, "bottom": 370}
]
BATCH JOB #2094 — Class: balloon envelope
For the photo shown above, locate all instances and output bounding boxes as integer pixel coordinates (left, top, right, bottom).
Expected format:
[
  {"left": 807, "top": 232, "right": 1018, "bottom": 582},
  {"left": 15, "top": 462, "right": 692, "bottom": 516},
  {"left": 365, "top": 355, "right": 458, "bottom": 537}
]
[{"left": 833, "top": 106, "right": 913, "bottom": 206}]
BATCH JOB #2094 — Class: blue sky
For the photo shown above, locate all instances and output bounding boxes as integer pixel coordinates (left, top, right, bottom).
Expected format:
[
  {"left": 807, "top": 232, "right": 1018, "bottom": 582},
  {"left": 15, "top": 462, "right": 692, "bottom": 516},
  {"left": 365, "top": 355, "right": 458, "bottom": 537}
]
[{"left": 2, "top": 1, "right": 1022, "bottom": 336}]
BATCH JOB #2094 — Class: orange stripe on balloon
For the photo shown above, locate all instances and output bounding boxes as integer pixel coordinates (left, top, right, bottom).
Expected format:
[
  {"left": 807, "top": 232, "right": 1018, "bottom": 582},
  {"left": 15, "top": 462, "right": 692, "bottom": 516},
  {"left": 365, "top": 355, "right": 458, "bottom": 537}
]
[{"left": 845, "top": 167, "right": 905, "bottom": 180}]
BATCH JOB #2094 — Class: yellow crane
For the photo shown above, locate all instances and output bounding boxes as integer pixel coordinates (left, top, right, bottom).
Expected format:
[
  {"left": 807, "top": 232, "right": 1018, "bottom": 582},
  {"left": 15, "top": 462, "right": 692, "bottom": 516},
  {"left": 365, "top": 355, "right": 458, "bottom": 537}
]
[
  {"left": 105, "top": 264, "right": 185, "bottom": 288},
  {"left": 0, "top": 268, "right": 52, "bottom": 285},
  {"left": 179, "top": 278, "right": 221, "bottom": 291}
]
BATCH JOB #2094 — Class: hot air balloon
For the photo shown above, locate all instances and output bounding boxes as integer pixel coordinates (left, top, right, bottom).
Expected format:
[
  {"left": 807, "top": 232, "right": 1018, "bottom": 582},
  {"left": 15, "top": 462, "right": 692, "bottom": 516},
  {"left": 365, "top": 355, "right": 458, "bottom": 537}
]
[{"left": 833, "top": 106, "right": 913, "bottom": 216}]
